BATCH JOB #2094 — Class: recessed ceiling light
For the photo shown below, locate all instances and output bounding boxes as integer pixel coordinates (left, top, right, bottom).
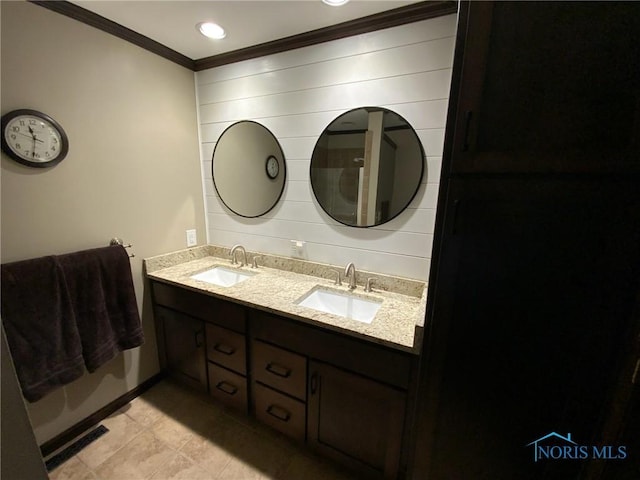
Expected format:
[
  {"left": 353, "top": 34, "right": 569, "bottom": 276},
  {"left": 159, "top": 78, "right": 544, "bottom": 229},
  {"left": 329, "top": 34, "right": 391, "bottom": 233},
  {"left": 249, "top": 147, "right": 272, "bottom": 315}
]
[
  {"left": 322, "top": 0, "right": 350, "bottom": 6},
  {"left": 197, "top": 22, "right": 226, "bottom": 39}
]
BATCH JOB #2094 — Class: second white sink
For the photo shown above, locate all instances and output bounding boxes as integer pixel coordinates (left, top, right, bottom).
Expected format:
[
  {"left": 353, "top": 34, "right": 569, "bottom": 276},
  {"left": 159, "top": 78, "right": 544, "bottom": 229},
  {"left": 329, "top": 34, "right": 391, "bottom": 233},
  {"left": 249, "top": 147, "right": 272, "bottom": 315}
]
[
  {"left": 295, "top": 287, "right": 382, "bottom": 324},
  {"left": 191, "top": 266, "right": 255, "bottom": 287}
]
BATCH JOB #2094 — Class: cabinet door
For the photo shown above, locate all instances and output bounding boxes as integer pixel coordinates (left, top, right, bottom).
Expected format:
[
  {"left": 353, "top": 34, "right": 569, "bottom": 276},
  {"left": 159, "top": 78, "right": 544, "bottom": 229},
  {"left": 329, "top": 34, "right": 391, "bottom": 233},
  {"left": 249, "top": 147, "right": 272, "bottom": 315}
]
[
  {"left": 308, "top": 361, "right": 405, "bottom": 479},
  {"left": 155, "top": 306, "right": 207, "bottom": 391},
  {"left": 413, "top": 178, "right": 640, "bottom": 479},
  {"left": 449, "top": 1, "right": 640, "bottom": 173}
]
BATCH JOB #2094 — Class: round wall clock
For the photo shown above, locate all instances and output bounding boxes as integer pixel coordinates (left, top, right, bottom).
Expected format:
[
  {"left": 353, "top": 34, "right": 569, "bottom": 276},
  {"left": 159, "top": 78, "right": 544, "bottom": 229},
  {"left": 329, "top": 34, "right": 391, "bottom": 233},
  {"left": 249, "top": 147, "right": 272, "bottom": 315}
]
[
  {"left": 1, "top": 109, "right": 69, "bottom": 168},
  {"left": 265, "top": 155, "right": 279, "bottom": 179}
]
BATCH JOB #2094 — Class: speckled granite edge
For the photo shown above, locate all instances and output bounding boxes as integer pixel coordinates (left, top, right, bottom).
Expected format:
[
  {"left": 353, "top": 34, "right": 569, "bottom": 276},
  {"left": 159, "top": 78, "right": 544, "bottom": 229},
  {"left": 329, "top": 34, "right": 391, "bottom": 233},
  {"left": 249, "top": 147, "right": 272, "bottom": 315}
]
[
  {"left": 144, "top": 245, "right": 428, "bottom": 353},
  {"left": 144, "top": 246, "right": 211, "bottom": 273},
  {"left": 146, "top": 245, "right": 425, "bottom": 298}
]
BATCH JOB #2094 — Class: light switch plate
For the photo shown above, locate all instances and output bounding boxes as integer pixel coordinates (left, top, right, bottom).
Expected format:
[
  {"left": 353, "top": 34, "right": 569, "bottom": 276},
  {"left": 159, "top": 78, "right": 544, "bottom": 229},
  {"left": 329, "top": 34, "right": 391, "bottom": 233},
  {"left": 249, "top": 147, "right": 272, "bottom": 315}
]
[{"left": 186, "top": 229, "right": 197, "bottom": 247}]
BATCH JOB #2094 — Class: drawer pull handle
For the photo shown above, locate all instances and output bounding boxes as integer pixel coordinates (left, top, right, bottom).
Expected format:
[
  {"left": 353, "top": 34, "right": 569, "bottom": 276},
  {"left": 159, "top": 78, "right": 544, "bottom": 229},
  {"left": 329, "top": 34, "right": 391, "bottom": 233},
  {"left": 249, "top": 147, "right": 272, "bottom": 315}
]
[
  {"left": 266, "top": 404, "right": 291, "bottom": 422},
  {"left": 213, "top": 343, "right": 236, "bottom": 355},
  {"left": 266, "top": 362, "right": 291, "bottom": 378},
  {"left": 215, "top": 381, "right": 238, "bottom": 396}
]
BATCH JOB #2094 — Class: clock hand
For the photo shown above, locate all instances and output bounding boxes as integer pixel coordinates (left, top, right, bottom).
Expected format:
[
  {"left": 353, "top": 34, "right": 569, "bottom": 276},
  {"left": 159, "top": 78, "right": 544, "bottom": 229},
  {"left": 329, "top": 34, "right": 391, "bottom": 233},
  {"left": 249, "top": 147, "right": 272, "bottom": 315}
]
[{"left": 17, "top": 132, "right": 43, "bottom": 142}]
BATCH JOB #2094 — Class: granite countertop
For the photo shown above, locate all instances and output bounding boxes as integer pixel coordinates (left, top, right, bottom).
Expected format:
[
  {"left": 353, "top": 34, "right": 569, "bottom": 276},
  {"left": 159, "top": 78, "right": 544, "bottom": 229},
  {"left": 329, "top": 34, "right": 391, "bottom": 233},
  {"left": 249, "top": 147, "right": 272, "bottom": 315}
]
[{"left": 145, "top": 246, "right": 426, "bottom": 354}]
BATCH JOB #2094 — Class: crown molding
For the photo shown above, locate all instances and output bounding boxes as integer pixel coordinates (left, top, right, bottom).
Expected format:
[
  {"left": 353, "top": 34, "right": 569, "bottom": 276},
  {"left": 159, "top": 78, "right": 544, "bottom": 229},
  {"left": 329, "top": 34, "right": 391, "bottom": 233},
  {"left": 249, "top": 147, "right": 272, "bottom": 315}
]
[{"left": 29, "top": 1, "right": 457, "bottom": 72}]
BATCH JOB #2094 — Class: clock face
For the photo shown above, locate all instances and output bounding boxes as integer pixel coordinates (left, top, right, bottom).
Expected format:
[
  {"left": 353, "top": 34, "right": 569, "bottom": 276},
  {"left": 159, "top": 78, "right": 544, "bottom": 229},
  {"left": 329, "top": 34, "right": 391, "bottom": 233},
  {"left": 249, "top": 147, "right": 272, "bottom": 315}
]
[
  {"left": 266, "top": 155, "right": 279, "bottom": 179},
  {"left": 1, "top": 110, "right": 68, "bottom": 167}
]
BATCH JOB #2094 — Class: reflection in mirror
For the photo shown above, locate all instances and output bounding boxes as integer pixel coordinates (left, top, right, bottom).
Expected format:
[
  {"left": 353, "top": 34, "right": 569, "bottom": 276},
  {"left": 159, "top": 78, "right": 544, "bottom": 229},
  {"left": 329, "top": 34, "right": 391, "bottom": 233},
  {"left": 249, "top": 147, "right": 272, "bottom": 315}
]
[
  {"left": 310, "top": 107, "right": 424, "bottom": 227},
  {"left": 212, "top": 121, "right": 286, "bottom": 218}
]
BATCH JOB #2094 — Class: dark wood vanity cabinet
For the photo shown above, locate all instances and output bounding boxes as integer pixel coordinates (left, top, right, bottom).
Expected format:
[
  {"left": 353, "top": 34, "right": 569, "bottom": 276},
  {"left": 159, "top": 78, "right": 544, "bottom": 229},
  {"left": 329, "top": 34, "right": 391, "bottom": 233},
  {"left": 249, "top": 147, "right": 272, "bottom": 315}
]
[{"left": 150, "top": 280, "right": 415, "bottom": 479}]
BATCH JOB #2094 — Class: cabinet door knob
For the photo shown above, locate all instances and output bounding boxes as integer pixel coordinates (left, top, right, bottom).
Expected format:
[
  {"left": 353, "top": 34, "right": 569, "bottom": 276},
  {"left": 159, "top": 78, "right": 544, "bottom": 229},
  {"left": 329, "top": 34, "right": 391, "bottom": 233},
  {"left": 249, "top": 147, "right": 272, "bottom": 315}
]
[
  {"left": 462, "top": 110, "right": 473, "bottom": 152},
  {"left": 451, "top": 199, "right": 461, "bottom": 235},
  {"left": 215, "top": 381, "right": 238, "bottom": 396},
  {"left": 194, "top": 330, "right": 204, "bottom": 348},
  {"left": 213, "top": 343, "right": 236, "bottom": 355},
  {"left": 265, "top": 362, "right": 291, "bottom": 378},
  {"left": 266, "top": 404, "right": 291, "bottom": 422},
  {"left": 310, "top": 373, "right": 318, "bottom": 394}
]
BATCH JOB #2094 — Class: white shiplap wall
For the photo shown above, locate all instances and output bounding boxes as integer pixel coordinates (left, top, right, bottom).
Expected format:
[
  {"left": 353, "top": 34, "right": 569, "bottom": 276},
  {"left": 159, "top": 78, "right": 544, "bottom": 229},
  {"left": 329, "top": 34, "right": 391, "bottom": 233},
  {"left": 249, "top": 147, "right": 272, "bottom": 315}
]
[{"left": 195, "top": 14, "right": 457, "bottom": 280}]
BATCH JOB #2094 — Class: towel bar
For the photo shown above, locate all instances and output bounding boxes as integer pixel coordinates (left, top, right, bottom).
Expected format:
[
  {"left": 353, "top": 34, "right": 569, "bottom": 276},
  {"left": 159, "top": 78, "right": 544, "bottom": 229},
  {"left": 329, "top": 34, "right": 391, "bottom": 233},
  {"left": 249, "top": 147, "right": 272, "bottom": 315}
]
[{"left": 109, "top": 238, "right": 135, "bottom": 258}]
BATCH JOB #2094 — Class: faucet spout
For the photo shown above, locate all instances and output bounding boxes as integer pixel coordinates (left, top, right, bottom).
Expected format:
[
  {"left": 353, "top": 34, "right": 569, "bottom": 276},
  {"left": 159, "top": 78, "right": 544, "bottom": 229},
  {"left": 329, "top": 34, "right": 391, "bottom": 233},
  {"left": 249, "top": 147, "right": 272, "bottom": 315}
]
[
  {"left": 344, "top": 262, "right": 357, "bottom": 290},
  {"left": 230, "top": 244, "right": 247, "bottom": 267}
]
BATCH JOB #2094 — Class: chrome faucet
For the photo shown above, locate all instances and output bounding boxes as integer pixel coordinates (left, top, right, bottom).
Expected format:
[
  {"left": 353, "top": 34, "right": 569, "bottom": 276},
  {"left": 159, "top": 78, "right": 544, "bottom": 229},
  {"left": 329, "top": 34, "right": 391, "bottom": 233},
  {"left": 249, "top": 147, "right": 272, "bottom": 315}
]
[
  {"left": 230, "top": 244, "right": 247, "bottom": 266},
  {"left": 344, "top": 262, "right": 357, "bottom": 290}
]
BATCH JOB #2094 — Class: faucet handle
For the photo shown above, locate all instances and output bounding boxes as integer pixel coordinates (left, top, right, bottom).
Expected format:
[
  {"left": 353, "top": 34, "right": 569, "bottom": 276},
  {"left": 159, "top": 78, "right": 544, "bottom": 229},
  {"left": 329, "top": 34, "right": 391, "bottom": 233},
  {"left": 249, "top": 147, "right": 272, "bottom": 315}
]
[
  {"left": 251, "top": 256, "right": 263, "bottom": 269},
  {"left": 365, "top": 277, "right": 374, "bottom": 293},
  {"left": 326, "top": 269, "right": 341, "bottom": 286}
]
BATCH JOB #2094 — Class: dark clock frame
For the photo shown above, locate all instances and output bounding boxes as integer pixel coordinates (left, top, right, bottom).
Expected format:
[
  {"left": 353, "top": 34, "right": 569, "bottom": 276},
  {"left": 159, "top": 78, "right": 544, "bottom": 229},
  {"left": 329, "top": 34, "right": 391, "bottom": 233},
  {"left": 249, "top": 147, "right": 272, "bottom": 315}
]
[{"left": 1, "top": 109, "right": 69, "bottom": 168}]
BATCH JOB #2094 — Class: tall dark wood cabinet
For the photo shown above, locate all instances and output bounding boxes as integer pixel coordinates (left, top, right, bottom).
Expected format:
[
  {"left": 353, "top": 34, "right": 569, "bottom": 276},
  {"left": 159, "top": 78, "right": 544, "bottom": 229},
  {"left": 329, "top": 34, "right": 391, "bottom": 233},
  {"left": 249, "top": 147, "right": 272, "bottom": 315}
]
[
  {"left": 449, "top": 1, "right": 640, "bottom": 175},
  {"left": 411, "top": 2, "right": 640, "bottom": 479}
]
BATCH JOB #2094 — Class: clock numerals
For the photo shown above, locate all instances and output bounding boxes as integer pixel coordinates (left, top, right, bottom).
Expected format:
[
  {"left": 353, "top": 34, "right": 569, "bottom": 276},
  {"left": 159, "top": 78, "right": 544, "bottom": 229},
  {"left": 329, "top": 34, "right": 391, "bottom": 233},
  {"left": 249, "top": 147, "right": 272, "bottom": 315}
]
[{"left": 2, "top": 109, "right": 68, "bottom": 167}]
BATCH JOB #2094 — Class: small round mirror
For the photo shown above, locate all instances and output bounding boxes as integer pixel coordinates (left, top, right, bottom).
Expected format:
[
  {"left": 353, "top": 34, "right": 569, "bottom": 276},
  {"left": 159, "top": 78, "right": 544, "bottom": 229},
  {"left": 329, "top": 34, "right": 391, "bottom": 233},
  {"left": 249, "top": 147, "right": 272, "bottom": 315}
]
[
  {"left": 310, "top": 107, "right": 424, "bottom": 227},
  {"left": 212, "top": 121, "right": 286, "bottom": 217}
]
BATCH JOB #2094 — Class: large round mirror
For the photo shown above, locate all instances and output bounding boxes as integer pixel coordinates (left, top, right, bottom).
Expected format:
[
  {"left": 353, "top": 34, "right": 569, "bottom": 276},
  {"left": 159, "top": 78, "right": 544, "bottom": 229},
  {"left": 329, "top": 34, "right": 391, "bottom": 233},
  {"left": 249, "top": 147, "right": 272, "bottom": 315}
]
[
  {"left": 310, "top": 107, "right": 425, "bottom": 227},
  {"left": 212, "top": 121, "right": 286, "bottom": 217}
]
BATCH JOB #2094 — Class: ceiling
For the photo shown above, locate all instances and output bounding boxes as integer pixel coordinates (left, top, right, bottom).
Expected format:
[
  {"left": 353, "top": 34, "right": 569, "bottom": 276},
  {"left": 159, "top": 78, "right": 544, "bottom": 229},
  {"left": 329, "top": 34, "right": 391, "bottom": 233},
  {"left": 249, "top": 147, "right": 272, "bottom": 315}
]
[{"left": 71, "top": 0, "right": 420, "bottom": 61}]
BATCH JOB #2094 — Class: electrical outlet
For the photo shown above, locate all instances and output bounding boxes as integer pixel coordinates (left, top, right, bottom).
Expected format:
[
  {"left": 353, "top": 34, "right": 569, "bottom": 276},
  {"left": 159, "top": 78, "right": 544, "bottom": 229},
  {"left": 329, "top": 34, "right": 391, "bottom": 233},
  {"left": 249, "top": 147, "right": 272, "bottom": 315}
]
[
  {"left": 186, "top": 229, "right": 197, "bottom": 247},
  {"left": 290, "top": 240, "right": 306, "bottom": 258}
]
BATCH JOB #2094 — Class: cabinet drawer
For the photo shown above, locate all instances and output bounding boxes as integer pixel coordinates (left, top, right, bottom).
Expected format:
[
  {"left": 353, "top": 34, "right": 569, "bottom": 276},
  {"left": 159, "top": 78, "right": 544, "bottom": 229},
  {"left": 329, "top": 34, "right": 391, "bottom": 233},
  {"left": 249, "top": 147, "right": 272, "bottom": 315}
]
[
  {"left": 252, "top": 340, "right": 307, "bottom": 401},
  {"left": 208, "top": 363, "right": 248, "bottom": 413},
  {"left": 252, "top": 311, "right": 412, "bottom": 390},
  {"left": 254, "top": 383, "right": 306, "bottom": 442},
  {"left": 206, "top": 323, "right": 246, "bottom": 374},
  {"left": 152, "top": 282, "right": 246, "bottom": 333}
]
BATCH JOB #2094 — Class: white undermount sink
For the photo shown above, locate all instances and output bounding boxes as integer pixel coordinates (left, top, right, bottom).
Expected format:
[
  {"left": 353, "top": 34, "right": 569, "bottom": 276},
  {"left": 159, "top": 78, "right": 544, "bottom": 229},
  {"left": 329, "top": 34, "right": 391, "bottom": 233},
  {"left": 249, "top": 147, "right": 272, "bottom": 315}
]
[
  {"left": 295, "top": 287, "right": 382, "bottom": 324},
  {"left": 190, "top": 266, "right": 255, "bottom": 287}
]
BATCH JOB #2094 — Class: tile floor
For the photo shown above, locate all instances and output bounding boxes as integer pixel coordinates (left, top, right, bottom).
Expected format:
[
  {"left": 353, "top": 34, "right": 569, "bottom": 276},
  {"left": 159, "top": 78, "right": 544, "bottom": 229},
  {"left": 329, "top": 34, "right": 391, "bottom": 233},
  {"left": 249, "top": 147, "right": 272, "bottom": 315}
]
[{"left": 46, "top": 379, "right": 357, "bottom": 480}]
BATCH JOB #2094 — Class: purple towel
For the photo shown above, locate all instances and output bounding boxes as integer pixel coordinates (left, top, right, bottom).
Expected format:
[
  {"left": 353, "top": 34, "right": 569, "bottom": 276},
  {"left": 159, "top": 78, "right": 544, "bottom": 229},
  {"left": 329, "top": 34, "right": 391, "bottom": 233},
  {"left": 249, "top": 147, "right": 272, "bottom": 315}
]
[
  {"left": 1, "top": 256, "right": 85, "bottom": 402},
  {"left": 57, "top": 245, "right": 144, "bottom": 372}
]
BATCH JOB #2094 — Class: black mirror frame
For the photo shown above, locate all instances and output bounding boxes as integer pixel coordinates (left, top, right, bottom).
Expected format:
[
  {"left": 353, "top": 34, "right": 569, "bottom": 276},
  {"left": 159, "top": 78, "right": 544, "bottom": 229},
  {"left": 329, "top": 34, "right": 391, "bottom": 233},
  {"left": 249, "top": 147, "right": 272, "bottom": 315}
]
[
  {"left": 309, "top": 106, "right": 425, "bottom": 228},
  {"left": 211, "top": 120, "right": 287, "bottom": 218}
]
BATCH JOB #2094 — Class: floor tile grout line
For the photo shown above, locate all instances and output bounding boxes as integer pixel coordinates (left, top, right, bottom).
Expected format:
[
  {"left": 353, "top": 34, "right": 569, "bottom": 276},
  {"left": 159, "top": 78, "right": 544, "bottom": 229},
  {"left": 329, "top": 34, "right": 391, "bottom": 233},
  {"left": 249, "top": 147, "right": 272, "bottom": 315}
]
[
  {"left": 86, "top": 427, "right": 148, "bottom": 474},
  {"left": 50, "top": 379, "right": 358, "bottom": 480}
]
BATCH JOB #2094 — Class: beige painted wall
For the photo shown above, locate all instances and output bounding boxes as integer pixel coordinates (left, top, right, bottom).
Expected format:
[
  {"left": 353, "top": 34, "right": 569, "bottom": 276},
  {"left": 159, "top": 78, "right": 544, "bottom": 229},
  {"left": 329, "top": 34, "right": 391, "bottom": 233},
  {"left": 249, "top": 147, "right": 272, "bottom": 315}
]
[{"left": 1, "top": 1, "right": 205, "bottom": 444}]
